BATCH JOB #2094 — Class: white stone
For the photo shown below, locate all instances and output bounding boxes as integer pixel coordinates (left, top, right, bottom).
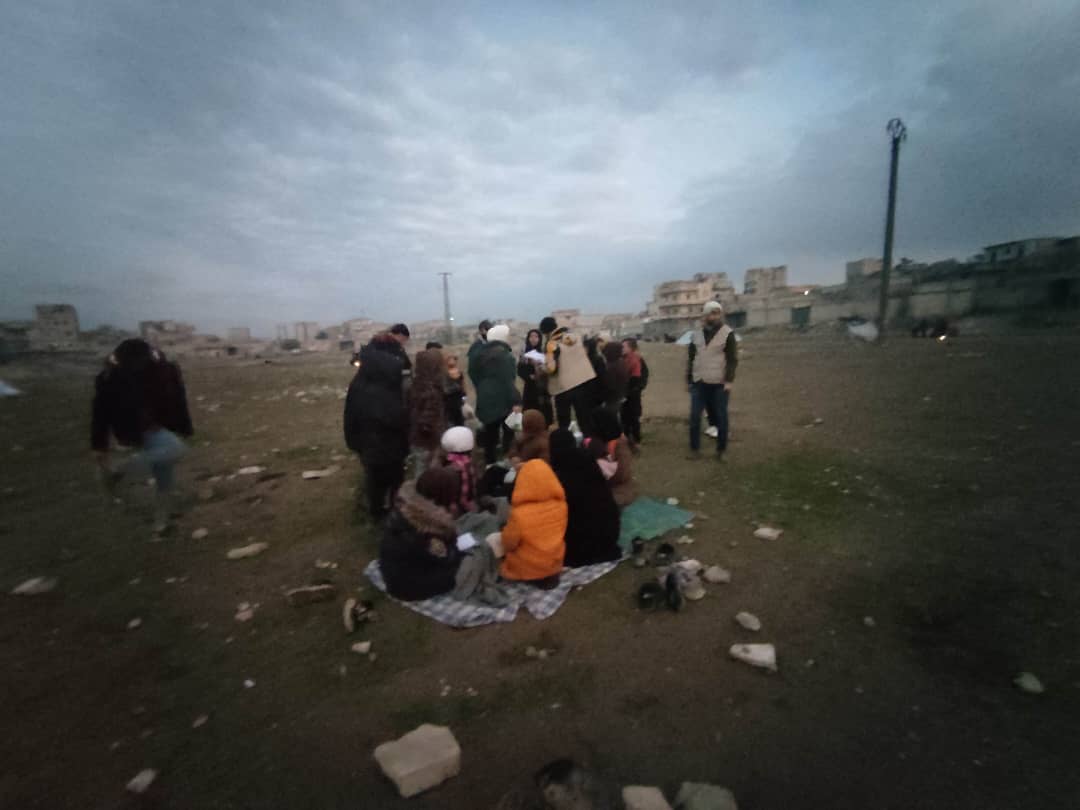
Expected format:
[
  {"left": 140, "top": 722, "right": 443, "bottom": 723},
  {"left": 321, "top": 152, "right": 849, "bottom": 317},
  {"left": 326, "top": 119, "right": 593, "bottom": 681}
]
[
  {"left": 226, "top": 542, "right": 269, "bottom": 560},
  {"left": 127, "top": 617, "right": 143, "bottom": 630},
  {"left": 126, "top": 768, "right": 157, "bottom": 794},
  {"left": 374, "top": 724, "right": 461, "bottom": 798},
  {"left": 351, "top": 641, "right": 372, "bottom": 655},
  {"left": 675, "top": 782, "right": 738, "bottom": 810},
  {"left": 753, "top": 526, "right": 783, "bottom": 541},
  {"left": 1014, "top": 672, "right": 1045, "bottom": 694},
  {"left": 735, "top": 612, "right": 762, "bottom": 632},
  {"left": 192, "top": 714, "right": 209, "bottom": 729},
  {"left": 12, "top": 576, "right": 57, "bottom": 595},
  {"left": 676, "top": 535, "right": 695, "bottom": 545},
  {"left": 863, "top": 616, "right": 876, "bottom": 628},
  {"left": 676, "top": 559, "right": 703, "bottom": 574},
  {"left": 666, "top": 497, "right": 680, "bottom": 506},
  {"left": 236, "top": 466, "right": 265, "bottom": 475},
  {"left": 729, "top": 643, "right": 777, "bottom": 672},
  {"left": 243, "top": 678, "right": 256, "bottom": 688},
  {"left": 235, "top": 607, "right": 255, "bottom": 622},
  {"left": 191, "top": 528, "right": 209, "bottom": 540},
  {"left": 301, "top": 466, "right": 339, "bottom": 480},
  {"left": 623, "top": 785, "right": 673, "bottom": 810},
  {"left": 703, "top": 566, "right": 731, "bottom": 584}
]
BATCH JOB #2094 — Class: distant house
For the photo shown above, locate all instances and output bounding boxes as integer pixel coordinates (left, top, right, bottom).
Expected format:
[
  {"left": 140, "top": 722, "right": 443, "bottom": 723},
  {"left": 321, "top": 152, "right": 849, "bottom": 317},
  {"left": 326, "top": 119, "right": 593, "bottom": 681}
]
[
  {"left": 31, "top": 304, "right": 80, "bottom": 351},
  {"left": 982, "top": 238, "right": 1061, "bottom": 265}
]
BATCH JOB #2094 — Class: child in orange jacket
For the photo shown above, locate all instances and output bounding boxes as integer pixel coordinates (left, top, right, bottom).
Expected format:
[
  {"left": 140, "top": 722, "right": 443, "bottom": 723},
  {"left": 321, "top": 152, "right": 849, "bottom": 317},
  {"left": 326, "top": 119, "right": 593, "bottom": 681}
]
[{"left": 500, "top": 459, "right": 568, "bottom": 587}]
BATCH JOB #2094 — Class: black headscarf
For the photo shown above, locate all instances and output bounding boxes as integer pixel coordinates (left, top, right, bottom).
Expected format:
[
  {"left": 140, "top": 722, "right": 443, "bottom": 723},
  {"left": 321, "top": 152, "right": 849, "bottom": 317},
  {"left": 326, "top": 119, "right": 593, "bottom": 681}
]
[{"left": 548, "top": 429, "right": 621, "bottom": 567}]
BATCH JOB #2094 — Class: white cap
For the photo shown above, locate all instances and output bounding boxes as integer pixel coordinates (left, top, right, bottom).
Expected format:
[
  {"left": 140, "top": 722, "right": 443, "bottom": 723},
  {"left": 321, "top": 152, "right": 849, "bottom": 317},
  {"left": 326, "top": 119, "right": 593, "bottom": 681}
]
[
  {"left": 441, "top": 426, "right": 475, "bottom": 453},
  {"left": 486, "top": 324, "right": 510, "bottom": 344},
  {"left": 703, "top": 301, "right": 724, "bottom": 314}
]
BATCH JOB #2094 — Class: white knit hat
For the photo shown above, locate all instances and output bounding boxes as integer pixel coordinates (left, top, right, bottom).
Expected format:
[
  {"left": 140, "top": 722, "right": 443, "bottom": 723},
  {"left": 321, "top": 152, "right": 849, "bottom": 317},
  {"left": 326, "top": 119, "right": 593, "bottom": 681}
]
[
  {"left": 486, "top": 324, "right": 510, "bottom": 344},
  {"left": 441, "top": 426, "right": 475, "bottom": 453},
  {"left": 702, "top": 301, "right": 724, "bottom": 314}
]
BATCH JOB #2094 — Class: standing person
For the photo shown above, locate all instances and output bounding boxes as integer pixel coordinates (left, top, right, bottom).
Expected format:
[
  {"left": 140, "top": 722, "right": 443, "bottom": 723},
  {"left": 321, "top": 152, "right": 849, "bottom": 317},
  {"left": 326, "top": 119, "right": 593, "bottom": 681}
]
[
  {"left": 620, "top": 338, "right": 647, "bottom": 447},
  {"left": 598, "top": 341, "right": 629, "bottom": 419},
  {"left": 517, "top": 329, "right": 553, "bottom": 425},
  {"left": 548, "top": 429, "right": 621, "bottom": 568},
  {"left": 91, "top": 338, "right": 194, "bottom": 533},
  {"left": 466, "top": 319, "right": 493, "bottom": 389},
  {"left": 344, "top": 329, "right": 411, "bottom": 518},
  {"left": 473, "top": 324, "right": 520, "bottom": 465},
  {"left": 443, "top": 352, "right": 466, "bottom": 428},
  {"left": 687, "top": 301, "right": 738, "bottom": 460},
  {"left": 541, "top": 317, "right": 597, "bottom": 437},
  {"left": 407, "top": 348, "right": 448, "bottom": 477}
]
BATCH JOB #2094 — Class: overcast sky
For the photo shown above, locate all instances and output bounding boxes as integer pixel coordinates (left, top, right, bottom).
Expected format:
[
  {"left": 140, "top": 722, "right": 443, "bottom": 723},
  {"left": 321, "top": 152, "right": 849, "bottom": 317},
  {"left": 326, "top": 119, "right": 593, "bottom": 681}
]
[{"left": 2, "top": 1, "right": 1078, "bottom": 336}]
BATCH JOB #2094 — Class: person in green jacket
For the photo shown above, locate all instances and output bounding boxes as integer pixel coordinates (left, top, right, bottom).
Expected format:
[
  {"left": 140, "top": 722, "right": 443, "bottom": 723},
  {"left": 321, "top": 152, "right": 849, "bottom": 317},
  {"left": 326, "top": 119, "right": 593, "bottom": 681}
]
[{"left": 473, "top": 324, "right": 521, "bottom": 465}]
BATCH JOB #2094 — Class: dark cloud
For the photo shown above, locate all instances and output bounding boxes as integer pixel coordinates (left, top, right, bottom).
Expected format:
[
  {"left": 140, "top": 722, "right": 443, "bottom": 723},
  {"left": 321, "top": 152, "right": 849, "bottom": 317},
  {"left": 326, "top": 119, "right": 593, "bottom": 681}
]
[{"left": 1, "top": 0, "right": 1077, "bottom": 334}]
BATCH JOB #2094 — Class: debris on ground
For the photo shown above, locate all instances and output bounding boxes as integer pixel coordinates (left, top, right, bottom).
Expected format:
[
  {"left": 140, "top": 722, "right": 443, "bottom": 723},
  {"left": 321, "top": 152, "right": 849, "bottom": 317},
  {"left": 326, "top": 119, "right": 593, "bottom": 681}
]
[
  {"left": 125, "top": 768, "right": 157, "bottom": 794},
  {"left": 12, "top": 577, "right": 58, "bottom": 595},
  {"left": 729, "top": 643, "right": 777, "bottom": 672},
  {"left": 0, "top": 380, "right": 23, "bottom": 397},
  {"left": 343, "top": 598, "right": 376, "bottom": 633},
  {"left": 236, "top": 466, "right": 265, "bottom": 476},
  {"left": 623, "top": 785, "right": 673, "bottom": 810},
  {"left": 753, "top": 526, "right": 783, "bottom": 541},
  {"left": 126, "top": 617, "right": 142, "bottom": 631},
  {"left": 666, "top": 497, "right": 680, "bottom": 506},
  {"left": 1014, "top": 672, "right": 1045, "bottom": 694},
  {"left": 243, "top": 678, "right": 256, "bottom": 689},
  {"left": 374, "top": 724, "right": 462, "bottom": 798},
  {"left": 676, "top": 535, "right": 695, "bottom": 545},
  {"left": 351, "top": 641, "right": 372, "bottom": 655},
  {"left": 703, "top": 566, "right": 731, "bottom": 584},
  {"left": 674, "top": 781, "right": 739, "bottom": 810},
  {"left": 285, "top": 584, "right": 337, "bottom": 606},
  {"left": 675, "top": 559, "right": 703, "bottom": 574},
  {"left": 526, "top": 646, "right": 555, "bottom": 660},
  {"left": 226, "top": 542, "right": 269, "bottom": 560},
  {"left": 301, "top": 466, "right": 340, "bottom": 480},
  {"left": 735, "top": 612, "right": 762, "bottom": 632},
  {"left": 192, "top": 714, "right": 209, "bottom": 729},
  {"left": 191, "top": 528, "right": 209, "bottom": 540},
  {"left": 863, "top": 615, "right": 877, "bottom": 628},
  {"left": 315, "top": 559, "right": 338, "bottom": 570},
  {"left": 234, "top": 603, "right": 256, "bottom": 622}
]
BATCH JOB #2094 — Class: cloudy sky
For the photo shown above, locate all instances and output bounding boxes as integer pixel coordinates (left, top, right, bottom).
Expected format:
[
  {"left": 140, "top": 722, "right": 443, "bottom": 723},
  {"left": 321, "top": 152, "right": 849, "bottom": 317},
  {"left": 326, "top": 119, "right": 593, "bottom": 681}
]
[{"left": 2, "top": 1, "right": 1078, "bottom": 336}]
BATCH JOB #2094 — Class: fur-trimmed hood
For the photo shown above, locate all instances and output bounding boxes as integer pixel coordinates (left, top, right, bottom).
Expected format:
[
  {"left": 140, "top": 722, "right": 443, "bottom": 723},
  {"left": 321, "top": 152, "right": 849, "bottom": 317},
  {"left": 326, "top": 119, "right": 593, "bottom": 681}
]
[{"left": 396, "top": 482, "right": 457, "bottom": 536}]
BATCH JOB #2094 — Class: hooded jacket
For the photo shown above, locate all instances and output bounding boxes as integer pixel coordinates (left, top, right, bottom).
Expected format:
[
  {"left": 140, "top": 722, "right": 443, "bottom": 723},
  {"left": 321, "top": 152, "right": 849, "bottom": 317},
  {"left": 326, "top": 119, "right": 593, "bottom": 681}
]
[
  {"left": 509, "top": 409, "right": 550, "bottom": 463},
  {"left": 472, "top": 340, "right": 519, "bottom": 426},
  {"left": 500, "top": 459, "right": 567, "bottom": 581},
  {"left": 549, "top": 430, "right": 621, "bottom": 567},
  {"left": 344, "top": 334, "right": 409, "bottom": 466},
  {"left": 379, "top": 482, "right": 462, "bottom": 601}
]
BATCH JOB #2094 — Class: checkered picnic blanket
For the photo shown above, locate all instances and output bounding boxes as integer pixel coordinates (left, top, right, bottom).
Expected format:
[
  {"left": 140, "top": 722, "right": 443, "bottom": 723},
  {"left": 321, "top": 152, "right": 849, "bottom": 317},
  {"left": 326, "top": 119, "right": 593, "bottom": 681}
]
[{"left": 364, "top": 558, "right": 621, "bottom": 628}]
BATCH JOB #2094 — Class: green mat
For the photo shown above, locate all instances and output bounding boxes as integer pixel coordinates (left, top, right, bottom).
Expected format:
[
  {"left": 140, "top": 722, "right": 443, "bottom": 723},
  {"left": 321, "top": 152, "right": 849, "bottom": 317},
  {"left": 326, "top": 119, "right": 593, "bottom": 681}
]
[{"left": 618, "top": 497, "right": 696, "bottom": 551}]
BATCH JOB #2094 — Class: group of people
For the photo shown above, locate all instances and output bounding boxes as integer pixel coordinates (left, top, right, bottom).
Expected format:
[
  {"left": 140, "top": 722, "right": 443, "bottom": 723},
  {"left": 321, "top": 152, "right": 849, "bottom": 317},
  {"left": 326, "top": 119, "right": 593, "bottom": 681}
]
[{"left": 87, "top": 301, "right": 738, "bottom": 602}]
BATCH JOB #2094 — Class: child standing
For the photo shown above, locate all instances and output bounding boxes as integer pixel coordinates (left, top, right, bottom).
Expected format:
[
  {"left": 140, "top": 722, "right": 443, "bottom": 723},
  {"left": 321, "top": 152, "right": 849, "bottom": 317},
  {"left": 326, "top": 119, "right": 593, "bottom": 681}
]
[{"left": 408, "top": 349, "right": 449, "bottom": 477}]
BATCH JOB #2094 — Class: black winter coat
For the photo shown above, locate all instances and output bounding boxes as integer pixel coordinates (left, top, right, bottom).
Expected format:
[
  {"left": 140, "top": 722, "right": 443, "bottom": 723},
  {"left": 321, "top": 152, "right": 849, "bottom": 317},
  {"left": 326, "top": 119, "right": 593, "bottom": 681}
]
[
  {"left": 91, "top": 355, "right": 193, "bottom": 450},
  {"left": 344, "top": 337, "right": 409, "bottom": 466},
  {"left": 549, "top": 431, "right": 621, "bottom": 567},
  {"left": 379, "top": 486, "right": 462, "bottom": 601}
]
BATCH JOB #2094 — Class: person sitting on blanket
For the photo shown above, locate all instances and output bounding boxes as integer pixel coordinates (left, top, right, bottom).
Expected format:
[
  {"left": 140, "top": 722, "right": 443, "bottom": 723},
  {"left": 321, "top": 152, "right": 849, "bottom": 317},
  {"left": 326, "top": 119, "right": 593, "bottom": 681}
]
[
  {"left": 379, "top": 467, "right": 464, "bottom": 601},
  {"left": 508, "top": 408, "right": 550, "bottom": 466},
  {"left": 499, "top": 458, "right": 568, "bottom": 589},
  {"left": 549, "top": 429, "right": 621, "bottom": 567},
  {"left": 439, "top": 425, "right": 479, "bottom": 515},
  {"left": 584, "top": 407, "right": 638, "bottom": 508}
]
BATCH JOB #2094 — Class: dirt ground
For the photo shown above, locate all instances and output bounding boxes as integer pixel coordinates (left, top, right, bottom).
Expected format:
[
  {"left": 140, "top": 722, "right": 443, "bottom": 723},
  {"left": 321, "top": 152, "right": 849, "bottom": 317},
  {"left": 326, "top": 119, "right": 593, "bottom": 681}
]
[{"left": 2, "top": 333, "right": 1079, "bottom": 809}]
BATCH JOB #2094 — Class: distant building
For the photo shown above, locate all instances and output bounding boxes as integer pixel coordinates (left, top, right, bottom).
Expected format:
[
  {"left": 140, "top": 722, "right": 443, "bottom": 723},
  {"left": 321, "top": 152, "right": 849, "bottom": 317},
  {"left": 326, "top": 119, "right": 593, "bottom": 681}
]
[
  {"left": 982, "top": 237, "right": 1062, "bottom": 265},
  {"left": 743, "top": 266, "right": 788, "bottom": 296},
  {"left": 31, "top": 304, "right": 80, "bottom": 351},
  {"left": 139, "top": 320, "right": 196, "bottom": 348},
  {"left": 294, "top": 321, "right": 321, "bottom": 344},
  {"left": 0, "top": 320, "right": 33, "bottom": 356},
  {"left": 845, "top": 258, "right": 883, "bottom": 284},
  {"left": 227, "top": 327, "right": 252, "bottom": 343}
]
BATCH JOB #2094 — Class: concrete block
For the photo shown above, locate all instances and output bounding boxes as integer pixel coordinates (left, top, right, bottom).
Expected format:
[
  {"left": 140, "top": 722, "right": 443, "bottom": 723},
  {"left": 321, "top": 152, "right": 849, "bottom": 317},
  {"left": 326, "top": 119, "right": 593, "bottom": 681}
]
[
  {"left": 623, "top": 785, "right": 673, "bottom": 810},
  {"left": 374, "top": 724, "right": 460, "bottom": 798}
]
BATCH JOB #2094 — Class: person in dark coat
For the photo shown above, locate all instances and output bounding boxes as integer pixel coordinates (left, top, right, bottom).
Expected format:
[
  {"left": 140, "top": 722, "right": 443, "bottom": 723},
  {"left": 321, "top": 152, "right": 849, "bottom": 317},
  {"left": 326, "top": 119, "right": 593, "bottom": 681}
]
[
  {"left": 344, "top": 332, "right": 410, "bottom": 518},
  {"left": 408, "top": 348, "right": 449, "bottom": 477},
  {"left": 466, "top": 319, "right": 493, "bottom": 390},
  {"left": 443, "top": 352, "right": 466, "bottom": 427},
  {"left": 91, "top": 338, "right": 194, "bottom": 531},
  {"left": 598, "top": 341, "right": 629, "bottom": 419},
  {"left": 517, "top": 328, "right": 553, "bottom": 425},
  {"left": 379, "top": 468, "right": 463, "bottom": 601},
  {"left": 473, "top": 324, "right": 520, "bottom": 465},
  {"left": 548, "top": 429, "right": 621, "bottom": 567}
]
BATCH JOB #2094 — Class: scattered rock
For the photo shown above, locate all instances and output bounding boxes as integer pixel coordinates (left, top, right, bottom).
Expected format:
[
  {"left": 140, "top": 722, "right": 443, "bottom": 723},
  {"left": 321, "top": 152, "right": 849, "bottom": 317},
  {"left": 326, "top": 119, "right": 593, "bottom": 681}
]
[
  {"left": 236, "top": 466, "right": 265, "bottom": 476},
  {"left": 374, "top": 724, "right": 461, "bottom": 798},
  {"left": 301, "top": 466, "right": 340, "bottom": 480},
  {"left": 1014, "top": 672, "right": 1045, "bottom": 694},
  {"left": 315, "top": 559, "right": 338, "bottom": 570},
  {"left": 285, "top": 584, "right": 337, "bottom": 606},
  {"left": 243, "top": 678, "right": 256, "bottom": 689},
  {"left": 226, "top": 542, "right": 269, "bottom": 560},
  {"left": 126, "top": 769, "right": 157, "bottom": 794},
  {"left": 12, "top": 576, "right": 57, "bottom": 595},
  {"left": 863, "top": 616, "right": 876, "bottom": 628},
  {"left": 351, "top": 641, "right": 372, "bottom": 655},
  {"left": 729, "top": 643, "right": 777, "bottom": 672},
  {"left": 526, "top": 646, "right": 539, "bottom": 658},
  {"left": 684, "top": 522, "right": 695, "bottom": 530},
  {"left": 674, "top": 781, "right": 739, "bottom": 810},
  {"left": 735, "top": 612, "right": 762, "bottom": 632},
  {"left": 192, "top": 714, "right": 209, "bottom": 729},
  {"left": 676, "top": 559, "right": 703, "bottom": 574},
  {"left": 623, "top": 785, "right": 673, "bottom": 810},
  {"left": 234, "top": 604, "right": 256, "bottom": 622},
  {"left": 753, "top": 526, "right": 783, "bottom": 541},
  {"left": 127, "top": 617, "right": 143, "bottom": 631},
  {"left": 666, "top": 497, "right": 680, "bottom": 506},
  {"left": 191, "top": 528, "right": 209, "bottom": 540},
  {"left": 676, "top": 535, "right": 695, "bottom": 546},
  {"left": 703, "top": 566, "right": 731, "bottom": 584}
]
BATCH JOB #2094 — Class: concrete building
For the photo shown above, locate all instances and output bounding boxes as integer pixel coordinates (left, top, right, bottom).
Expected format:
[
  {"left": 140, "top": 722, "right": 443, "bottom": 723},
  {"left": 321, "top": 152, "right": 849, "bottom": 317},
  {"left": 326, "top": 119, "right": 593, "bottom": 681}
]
[
  {"left": 31, "top": 304, "right": 80, "bottom": 350},
  {"left": 294, "top": 321, "right": 321, "bottom": 345},
  {"left": 0, "top": 320, "right": 33, "bottom": 357},
  {"left": 743, "top": 266, "right": 788, "bottom": 296},
  {"left": 644, "top": 273, "right": 738, "bottom": 338},
  {"left": 139, "top": 320, "right": 196, "bottom": 348},
  {"left": 982, "top": 237, "right": 1061, "bottom": 265},
  {"left": 227, "top": 327, "right": 252, "bottom": 343},
  {"left": 846, "top": 258, "right": 883, "bottom": 284}
]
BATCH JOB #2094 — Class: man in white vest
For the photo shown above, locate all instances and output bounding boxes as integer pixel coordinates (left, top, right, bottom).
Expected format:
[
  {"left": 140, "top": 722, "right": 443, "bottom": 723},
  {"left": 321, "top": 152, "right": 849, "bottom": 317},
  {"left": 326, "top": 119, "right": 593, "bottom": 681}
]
[{"left": 687, "top": 301, "right": 739, "bottom": 459}]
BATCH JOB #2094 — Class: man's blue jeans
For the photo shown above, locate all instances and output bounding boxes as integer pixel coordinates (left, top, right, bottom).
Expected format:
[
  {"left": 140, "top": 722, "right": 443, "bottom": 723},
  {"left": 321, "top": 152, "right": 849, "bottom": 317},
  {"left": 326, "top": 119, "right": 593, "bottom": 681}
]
[
  {"left": 689, "top": 382, "right": 729, "bottom": 453},
  {"left": 121, "top": 429, "right": 187, "bottom": 493}
]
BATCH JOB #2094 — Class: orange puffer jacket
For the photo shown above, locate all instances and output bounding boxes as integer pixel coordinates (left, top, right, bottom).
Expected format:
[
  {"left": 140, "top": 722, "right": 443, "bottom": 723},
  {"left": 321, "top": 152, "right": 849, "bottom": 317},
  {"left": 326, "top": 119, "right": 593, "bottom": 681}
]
[{"left": 500, "top": 460, "right": 568, "bottom": 581}]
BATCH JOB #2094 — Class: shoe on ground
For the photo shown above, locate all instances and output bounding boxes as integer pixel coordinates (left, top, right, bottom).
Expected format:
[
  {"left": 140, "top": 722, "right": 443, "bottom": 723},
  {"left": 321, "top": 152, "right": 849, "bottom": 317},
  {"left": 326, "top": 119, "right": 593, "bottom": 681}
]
[
  {"left": 343, "top": 598, "right": 358, "bottom": 633},
  {"left": 665, "top": 572, "right": 684, "bottom": 612},
  {"left": 705, "top": 426, "right": 719, "bottom": 438}
]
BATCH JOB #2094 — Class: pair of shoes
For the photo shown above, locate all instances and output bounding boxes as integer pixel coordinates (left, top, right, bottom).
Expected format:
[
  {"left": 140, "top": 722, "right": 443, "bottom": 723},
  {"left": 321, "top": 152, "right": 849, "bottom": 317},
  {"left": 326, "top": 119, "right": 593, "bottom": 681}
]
[
  {"left": 664, "top": 572, "right": 684, "bottom": 611},
  {"left": 705, "top": 426, "right": 719, "bottom": 438},
  {"left": 653, "top": 542, "right": 675, "bottom": 566}
]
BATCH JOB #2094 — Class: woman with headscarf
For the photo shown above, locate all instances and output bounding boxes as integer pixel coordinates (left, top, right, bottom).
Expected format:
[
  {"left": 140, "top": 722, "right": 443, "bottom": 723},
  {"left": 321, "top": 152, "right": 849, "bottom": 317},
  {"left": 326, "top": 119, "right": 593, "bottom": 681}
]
[
  {"left": 548, "top": 429, "right": 621, "bottom": 567},
  {"left": 517, "top": 328, "right": 553, "bottom": 425},
  {"left": 379, "top": 467, "right": 463, "bottom": 601},
  {"left": 598, "top": 340, "right": 630, "bottom": 419}
]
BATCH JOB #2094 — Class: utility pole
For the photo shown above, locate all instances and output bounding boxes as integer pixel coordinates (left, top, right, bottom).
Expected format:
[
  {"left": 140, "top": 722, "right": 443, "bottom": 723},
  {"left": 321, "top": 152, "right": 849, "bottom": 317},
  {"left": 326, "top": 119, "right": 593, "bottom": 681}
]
[
  {"left": 877, "top": 118, "right": 907, "bottom": 340},
  {"left": 438, "top": 272, "right": 452, "bottom": 342}
]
